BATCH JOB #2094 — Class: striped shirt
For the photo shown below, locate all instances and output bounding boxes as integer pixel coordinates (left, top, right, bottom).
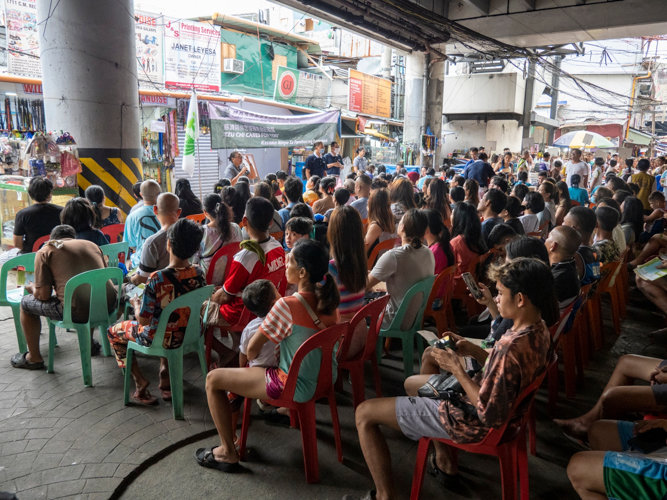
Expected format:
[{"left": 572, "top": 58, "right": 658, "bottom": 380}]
[{"left": 329, "top": 261, "right": 365, "bottom": 317}]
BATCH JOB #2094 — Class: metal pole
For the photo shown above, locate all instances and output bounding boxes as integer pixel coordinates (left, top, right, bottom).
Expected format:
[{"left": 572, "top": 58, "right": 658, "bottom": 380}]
[
  {"left": 196, "top": 137, "right": 202, "bottom": 198},
  {"left": 549, "top": 55, "right": 562, "bottom": 145},
  {"left": 522, "top": 58, "right": 537, "bottom": 140},
  {"left": 421, "top": 52, "right": 430, "bottom": 166}
]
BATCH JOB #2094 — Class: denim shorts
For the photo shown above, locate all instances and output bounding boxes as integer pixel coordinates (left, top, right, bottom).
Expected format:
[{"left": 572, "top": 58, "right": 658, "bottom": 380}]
[{"left": 395, "top": 396, "right": 450, "bottom": 442}]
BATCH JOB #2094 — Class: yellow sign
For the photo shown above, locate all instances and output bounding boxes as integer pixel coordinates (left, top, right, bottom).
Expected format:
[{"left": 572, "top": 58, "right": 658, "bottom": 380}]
[{"left": 348, "top": 69, "right": 392, "bottom": 118}]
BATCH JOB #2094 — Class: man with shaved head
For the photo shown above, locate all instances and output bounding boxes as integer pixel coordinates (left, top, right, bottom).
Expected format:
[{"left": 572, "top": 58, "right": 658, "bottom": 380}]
[
  {"left": 545, "top": 225, "right": 582, "bottom": 312},
  {"left": 124, "top": 180, "right": 161, "bottom": 268},
  {"left": 130, "top": 192, "right": 181, "bottom": 286}
]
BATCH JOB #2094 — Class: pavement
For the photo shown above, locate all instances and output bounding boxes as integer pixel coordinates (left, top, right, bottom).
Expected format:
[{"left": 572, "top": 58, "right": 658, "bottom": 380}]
[{"left": 0, "top": 283, "right": 664, "bottom": 500}]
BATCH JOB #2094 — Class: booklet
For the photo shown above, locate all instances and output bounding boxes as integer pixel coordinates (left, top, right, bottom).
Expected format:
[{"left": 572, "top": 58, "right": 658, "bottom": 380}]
[
  {"left": 634, "top": 257, "right": 667, "bottom": 282},
  {"left": 417, "top": 330, "right": 439, "bottom": 346}
]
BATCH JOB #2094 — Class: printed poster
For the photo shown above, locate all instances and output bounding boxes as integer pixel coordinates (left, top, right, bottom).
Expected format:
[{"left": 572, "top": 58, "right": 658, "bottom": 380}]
[
  {"left": 5, "top": 0, "right": 40, "bottom": 77},
  {"left": 274, "top": 65, "right": 330, "bottom": 109},
  {"left": 348, "top": 69, "right": 392, "bottom": 118},
  {"left": 135, "top": 11, "right": 164, "bottom": 87},
  {"left": 163, "top": 18, "right": 221, "bottom": 92}
]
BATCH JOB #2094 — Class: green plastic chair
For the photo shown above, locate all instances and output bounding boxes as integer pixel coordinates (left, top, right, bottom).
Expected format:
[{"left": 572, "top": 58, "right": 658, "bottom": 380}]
[
  {"left": 123, "top": 285, "right": 214, "bottom": 419},
  {"left": 102, "top": 242, "right": 130, "bottom": 268},
  {"left": 47, "top": 267, "right": 123, "bottom": 387},
  {"left": 0, "top": 252, "right": 36, "bottom": 353},
  {"left": 377, "top": 275, "right": 436, "bottom": 378}
]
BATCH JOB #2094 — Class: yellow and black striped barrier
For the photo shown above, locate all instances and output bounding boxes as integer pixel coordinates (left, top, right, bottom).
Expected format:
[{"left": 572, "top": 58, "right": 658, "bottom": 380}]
[{"left": 77, "top": 148, "right": 143, "bottom": 216}]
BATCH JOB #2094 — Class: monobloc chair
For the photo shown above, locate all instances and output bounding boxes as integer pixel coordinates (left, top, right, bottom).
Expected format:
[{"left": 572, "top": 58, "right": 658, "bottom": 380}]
[
  {"left": 422, "top": 265, "right": 457, "bottom": 335},
  {"left": 205, "top": 242, "right": 241, "bottom": 286},
  {"left": 337, "top": 295, "right": 390, "bottom": 409},
  {"left": 186, "top": 213, "right": 206, "bottom": 224},
  {"left": 31, "top": 235, "right": 49, "bottom": 252},
  {"left": 377, "top": 275, "right": 435, "bottom": 378},
  {"left": 410, "top": 364, "right": 551, "bottom": 500},
  {"left": 123, "top": 285, "right": 214, "bottom": 419},
  {"left": 0, "top": 252, "right": 36, "bottom": 353},
  {"left": 102, "top": 242, "right": 130, "bottom": 268},
  {"left": 47, "top": 268, "right": 123, "bottom": 387},
  {"left": 101, "top": 223, "right": 125, "bottom": 244},
  {"left": 239, "top": 322, "right": 349, "bottom": 483},
  {"left": 367, "top": 238, "right": 399, "bottom": 270}
]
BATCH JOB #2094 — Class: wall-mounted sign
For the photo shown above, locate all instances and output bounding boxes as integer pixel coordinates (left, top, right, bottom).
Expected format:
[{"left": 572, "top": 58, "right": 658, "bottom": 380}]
[
  {"left": 274, "top": 66, "right": 329, "bottom": 109},
  {"left": 348, "top": 69, "right": 391, "bottom": 118},
  {"left": 140, "top": 94, "right": 176, "bottom": 107},
  {"left": 21, "top": 83, "right": 41, "bottom": 94},
  {"left": 5, "top": 0, "right": 40, "bottom": 77},
  {"left": 150, "top": 120, "right": 166, "bottom": 133},
  {"left": 135, "top": 11, "right": 164, "bottom": 87}
]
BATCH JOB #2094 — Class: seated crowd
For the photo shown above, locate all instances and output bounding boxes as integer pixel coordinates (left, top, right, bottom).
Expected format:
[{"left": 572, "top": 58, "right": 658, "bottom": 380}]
[{"left": 7, "top": 144, "right": 667, "bottom": 500}]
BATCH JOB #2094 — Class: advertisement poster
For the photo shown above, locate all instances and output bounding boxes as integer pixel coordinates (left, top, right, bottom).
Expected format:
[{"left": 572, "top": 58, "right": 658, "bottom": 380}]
[
  {"left": 163, "top": 18, "right": 221, "bottom": 92},
  {"left": 348, "top": 69, "right": 392, "bottom": 118},
  {"left": 5, "top": 0, "right": 40, "bottom": 77},
  {"left": 135, "top": 11, "right": 164, "bottom": 87},
  {"left": 274, "top": 66, "right": 330, "bottom": 109},
  {"left": 209, "top": 102, "right": 339, "bottom": 149}
]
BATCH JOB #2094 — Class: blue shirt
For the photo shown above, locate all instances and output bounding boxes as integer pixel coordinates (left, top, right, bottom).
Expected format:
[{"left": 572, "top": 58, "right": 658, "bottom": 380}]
[
  {"left": 278, "top": 201, "right": 297, "bottom": 229},
  {"left": 124, "top": 204, "right": 160, "bottom": 268},
  {"left": 324, "top": 153, "right": 342, "bottom": 176},
  {"left": 463, "top": 160, "right": 496, "bottom": 187},
  {"left": 569, "top": 187, "right": 589, "bottom": 206},
  {"left": 417, "top": 175, "right": 432, "bottom": 190},
  {"left": 304, "top": 153, "right": 327, "bottom": 179}
]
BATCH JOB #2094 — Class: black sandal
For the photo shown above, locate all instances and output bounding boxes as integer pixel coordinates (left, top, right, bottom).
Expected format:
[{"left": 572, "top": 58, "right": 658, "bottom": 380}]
[
  {"left": 194, "top": 447, "right": 242, "bottom": 473},
  {"left": 10, "top": 352, "right": 44, "bottom": 370},
  {"left": 427, "top": 453, "right": 460, "bottom": 489}
]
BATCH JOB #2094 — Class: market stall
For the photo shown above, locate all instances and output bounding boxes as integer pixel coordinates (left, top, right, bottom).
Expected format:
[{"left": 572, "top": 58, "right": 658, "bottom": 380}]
[{"left": 140, "top": 95, "right": 179, "bottom": 192}]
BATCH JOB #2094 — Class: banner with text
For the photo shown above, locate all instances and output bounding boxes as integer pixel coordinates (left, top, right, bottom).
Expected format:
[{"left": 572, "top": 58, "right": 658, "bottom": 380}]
[
  {"left": 5, "top": 0, "right": 40, "bottom": 77},
  {"left": 209, "top": 102, "right": 339, "bottom": 149},
  {"left": 164, "top": 18, "right": 221, "bottom": 92},
  {"left": 348, "top": 69, "right": 391, "bottom": 118},
  {"left": 135, "top": 11, "right": 164, "bottom": 87},
  {"left": 273, "top": 66, "right": 330, "bottom": 109}
]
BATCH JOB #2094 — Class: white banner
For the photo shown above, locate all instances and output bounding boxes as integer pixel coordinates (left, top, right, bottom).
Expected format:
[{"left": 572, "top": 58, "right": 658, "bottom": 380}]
[
  {"left": 135, "top": 11, "right": 164, "bottom": 87},
  {"left": 163, "top": 18, "right": 221, "bottom": 92},
  {"left": 5, "top": 0, "right": 40, "bottom": 77}
]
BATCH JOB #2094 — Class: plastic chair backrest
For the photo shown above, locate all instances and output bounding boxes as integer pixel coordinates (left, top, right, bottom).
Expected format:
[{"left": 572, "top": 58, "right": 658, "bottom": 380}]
[
  {"left": 186, "top": 213, "right": 206, "bottom": 224},
  {"left": 384, "top": 275, "right": 435, "bottom": 333},
  {"left": 473, "top": 359, "right": 552, "bottom": 447},
  {"left": 425, "top": 265, "right": 457, "bottom": 312},
  {"left": 0, "top": 252, "right": 35, "bottom": 303},
  {"left": 341, "top": 295, "right": 390, "bottom": 362},
  {"left": 102, "top": 242, "right": 130, "bottom": 268},
  {"left": 270, "top": 231, "right": 284, "bottom": 242},
  {"left": 277, "top": 322, "right": 349, "bottom": 403},
  {"left": 549, "top": 295, "right": 578, "bottom": 343},
  {"left": 101, "top": 223, "right": 125, "bottom": 244},
  {"left": 32, "top": 235, "right": 49, "bottom": 253},
  {"left": 61, "top": 267, "right": 123, "bottom": 325},
  {"left": 266, "top": 266, "right": 287, "bottom": 297},
  {"left": 206, "top": 241, "right": 241, "bottom": 286},
  {"left": 367, "top": 238, "right": 399, "bottom": 269},
  {"left": 599, "top": 260, "right": 622, "bottom": 292},
  {"left": 150, "top": 286, "right": 214, "bottom": 349}
]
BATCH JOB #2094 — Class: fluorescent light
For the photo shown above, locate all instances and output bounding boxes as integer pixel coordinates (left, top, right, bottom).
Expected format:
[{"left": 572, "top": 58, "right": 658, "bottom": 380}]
[{"left": 5, "top": 92, "right": 16, "bottom": 96}]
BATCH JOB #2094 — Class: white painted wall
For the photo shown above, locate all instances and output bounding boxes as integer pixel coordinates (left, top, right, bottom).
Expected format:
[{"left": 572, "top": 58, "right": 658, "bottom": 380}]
[
  {"left": 443, "top": 73, "right": 523, "bottom": 114},
  {"left": 442, "top": 119, "right": 523, "bottom": 154}
]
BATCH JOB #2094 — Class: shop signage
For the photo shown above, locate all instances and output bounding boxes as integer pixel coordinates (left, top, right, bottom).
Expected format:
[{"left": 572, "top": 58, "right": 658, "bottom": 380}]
[
  {"left": 135, "top": 11, "right": 164, "bottom": 87},
  {"left": 209, "top": 102, "right": 339, "bottom": 149},
  {"left": 163, "top": 18, "right": 221, "bottom": 92},
  {"left": 140, "top": 94, "right": 176, "bottom": 107},
  {"left": 273, "top": 66, "right": 330, "bottom": 109},
  {"left": 150, "top": 120, "right": 166, "bottom": 133},
  {"left": 5, "top": 0, "right": 41, "bottom": 78},
  {"left": 348, "top": 69, "right": 392, "bottom": 118},
  {"left": 21, "top": 84, "right": 41, "bottom": 94}
]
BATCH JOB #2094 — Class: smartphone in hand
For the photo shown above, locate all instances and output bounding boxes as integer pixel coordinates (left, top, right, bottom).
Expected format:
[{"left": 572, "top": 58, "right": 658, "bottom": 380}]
[{"left": 462, "top": 272, "right": 484, "bottom": 301}]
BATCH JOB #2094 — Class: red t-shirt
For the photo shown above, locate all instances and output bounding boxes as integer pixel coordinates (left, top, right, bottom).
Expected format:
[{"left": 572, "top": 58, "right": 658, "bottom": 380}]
[{"left": 221, "top": 237, "right": 286, "bottom": 324}]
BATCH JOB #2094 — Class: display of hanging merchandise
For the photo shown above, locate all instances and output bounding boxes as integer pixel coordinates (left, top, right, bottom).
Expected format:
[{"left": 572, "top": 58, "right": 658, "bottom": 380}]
[
  {"left": 421, "top": 134, "right": 436, "bottom": 158},
  {"left": 0, "top": 97, "right": 45, "bottom": 132},
  {"left": 23, "top": 132, "right": 80, "bottom": 188}
]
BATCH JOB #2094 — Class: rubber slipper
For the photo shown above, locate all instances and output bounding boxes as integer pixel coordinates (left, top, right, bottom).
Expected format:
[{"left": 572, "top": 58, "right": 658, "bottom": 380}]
[
  {"left": 10, "top": 352, "right": 44, "bottom": 370},
  {"left": 194, "top": 447, "right": 242, "bottom": 473},
  {"left": 131, "top": 390, "right": 159, "bottom": 406},
  {"left": 341, "top": 492, "right": 376, "bottom": 500},
  {"left": 161, "top": 389, "right": 172, "bottom": 402},
  {"left": 90, "top": 338, "right": 102, "bottom": 357},
  {"left": 427, "top": 453, "right": 460, "bottom": 489}
]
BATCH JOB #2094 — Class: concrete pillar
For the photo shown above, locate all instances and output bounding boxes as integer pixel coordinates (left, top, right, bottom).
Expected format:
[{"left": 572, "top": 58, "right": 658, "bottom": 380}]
[
  {"left": 522, "top": 58, "right": 537, "bottom": 141},
  {"left": 37, "top": 0, "right": 142, "bottom": 214},
  {"left": 403, "top": 52, "right": 425, "bottom": 165},
  {"left": 381, "top": 46, "right": 392, "bottom": 80},
  {"left": 426, "top": 60, "right": 445, "bottom": 168}
]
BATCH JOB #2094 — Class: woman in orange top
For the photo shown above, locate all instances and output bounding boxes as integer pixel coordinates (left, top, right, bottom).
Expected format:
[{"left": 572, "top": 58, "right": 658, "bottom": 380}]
[{"left": 450, "top": 202, "right": 487, "bottom": 289}]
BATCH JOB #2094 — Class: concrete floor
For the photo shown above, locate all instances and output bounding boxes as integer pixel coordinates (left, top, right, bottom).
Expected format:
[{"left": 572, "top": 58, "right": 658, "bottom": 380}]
[{"left": 119, "top": 285, "right": 667, "bottom": 500}]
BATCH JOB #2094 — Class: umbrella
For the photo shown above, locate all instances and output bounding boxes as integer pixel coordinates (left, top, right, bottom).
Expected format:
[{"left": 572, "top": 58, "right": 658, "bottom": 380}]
[{"left": 552, "top": 131, "right": 615, "bottom": 149}]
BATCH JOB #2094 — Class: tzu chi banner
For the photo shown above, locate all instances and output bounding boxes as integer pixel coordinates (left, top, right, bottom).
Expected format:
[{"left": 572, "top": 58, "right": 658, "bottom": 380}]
[{"left": 209, "top": 102, "right": 340, "bottom": 149}]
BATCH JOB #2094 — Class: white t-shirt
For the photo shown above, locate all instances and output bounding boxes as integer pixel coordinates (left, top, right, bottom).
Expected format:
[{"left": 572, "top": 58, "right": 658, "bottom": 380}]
[
  {"left": 520, "top": 213, "right": 540, "bottom": 234},
  {"left": 239, "top": 316, "right": 278, "bottom": 368},
  {"left": 565, "top": 161, "right": 590, "bottom": 187}
]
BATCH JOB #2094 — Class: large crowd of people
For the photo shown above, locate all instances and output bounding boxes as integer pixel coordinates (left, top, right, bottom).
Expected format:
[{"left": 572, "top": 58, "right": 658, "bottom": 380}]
[{"left": 6, "top": 144, "right": 667, "bottom": 500}]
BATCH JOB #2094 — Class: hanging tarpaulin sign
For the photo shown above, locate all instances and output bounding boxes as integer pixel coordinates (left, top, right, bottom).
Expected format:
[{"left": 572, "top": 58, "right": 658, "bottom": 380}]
[
  {"left": 274, "top": 66, "right": 330, "bottom": 109},
  {"left": 5, "top": 0, "right": 40, "bottom": 78},
  {"left": 209, "top": 102, "right": 339, "bottom": 149},
  {"left": 348, "top": 69, "right": 391, "bottom": 118},
  {"left": 163, "top": 18, "right": 221, "bottom": 92},
  {"left": 135, "top": 11, "right": 164, "bottom": 87}
]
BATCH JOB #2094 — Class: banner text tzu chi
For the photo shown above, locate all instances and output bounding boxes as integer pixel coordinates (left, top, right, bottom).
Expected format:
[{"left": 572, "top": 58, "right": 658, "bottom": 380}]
[{"left": 209, "top": 102, "right": 340, "bottom": 149}]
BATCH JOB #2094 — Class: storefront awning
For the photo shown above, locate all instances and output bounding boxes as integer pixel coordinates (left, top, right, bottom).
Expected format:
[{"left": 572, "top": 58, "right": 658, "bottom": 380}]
[
  {"left": 364, "top": 129, "right": 396, "bottom": 142},
  {"left": 341, "top": 119, "right": 364, "bottom": 139}
]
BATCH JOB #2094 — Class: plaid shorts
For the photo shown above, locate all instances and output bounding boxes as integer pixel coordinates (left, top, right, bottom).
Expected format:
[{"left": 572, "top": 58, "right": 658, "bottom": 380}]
[{"left": 21, "top": 294, "right": 63, "bottom": 321}]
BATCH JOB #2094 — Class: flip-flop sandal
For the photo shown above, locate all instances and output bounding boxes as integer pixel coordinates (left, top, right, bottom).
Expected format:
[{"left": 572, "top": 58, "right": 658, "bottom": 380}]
[
  {"left": 160, "top": 389, "right": 172, "bottom": 401},
  {"left": 131, "top": 390, "right": 159, "bottom": 406},
  {"left": 10, "top": 352, "right": 44, "bottom": 370},
  {"left": 427, "top": 453, "right": 460, "bottom": 489},
  {"left": 341, "top": 492, "right": 376, "bottom": 500},
  {"left": 90, "top": 338, "right": 102, "bottom": 357},
  {"left": 194, "top": 447, "right": 242, "bottom": 473}
]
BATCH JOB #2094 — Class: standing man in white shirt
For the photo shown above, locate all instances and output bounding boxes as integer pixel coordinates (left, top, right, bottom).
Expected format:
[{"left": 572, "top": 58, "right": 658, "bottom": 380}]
[{"left": 565, "top": 149, "right": 590, "bottom": 188}]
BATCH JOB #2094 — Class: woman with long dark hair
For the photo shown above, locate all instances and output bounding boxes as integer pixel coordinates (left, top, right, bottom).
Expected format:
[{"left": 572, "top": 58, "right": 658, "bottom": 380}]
[
  {"left": 84, "top": 185, "right": 124, "bottom": 228},
  {"left": 365, "top": 188, "right": 397, "bottom": 254},
  {"left": 425, "top": 177, "right": 451, "bottom": 223},
  {"left": 60, "top": 197, "right": 108, "bottom": 246},
  {"left": 390, "top": 177, "right": 417, "bottom": 223},
  {"left": 464, "top": 179, "right": 480, "bottom": 207},
  {"left": 328, "top": 206, "right": 368, "bottom": 357},
  {"left": 450, "top": 201, "right": 487, "bottom": 288},
  {"left": 221, "top": 186, "right": 245, "bottom": 224},
  {"left": 192, "top": 193, "right": 243, "bottom": 282},
  {"left": 555, "top": 181, "right": 572, "bottom": 226},
  {"left": 174, "top": 178, "right": 203, "bottom": 219},
  {"left": 620, "top": 196, "right": 644, "bottom": 246},
  {"left": 423, "top": 208, "right": 455, "bottom": 274}
]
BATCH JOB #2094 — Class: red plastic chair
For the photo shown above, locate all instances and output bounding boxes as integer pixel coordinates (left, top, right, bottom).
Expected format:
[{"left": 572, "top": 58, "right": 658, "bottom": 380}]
[
  {"left": 101, "top": 223, "right": 125, "bottom": 244},
  {"left": 239, "top": 322, "right": 349, "bottom": 483},
  {"left": 410, "top": 364, "right": 551, "bottom": 500},
  {"left": 32, "top": 235, "right": 50, "bottom": 252},
  {"left": 337, "top": 295, "right": 390, "bottom": 410},
  {"left": 186, "top": 213, "right": 206, "bottom": 224},
  {"left": 422, "top": 265, "right": 457, "bottom": 335},
  {"left": 367, "top": 237, "right": 399, "bottom": 270},
  {"left": 205, "top": 242, "right": 241, "bottom": 286},
  {"left": 452, "top": 249, "right": 497, "bottom": 318}
]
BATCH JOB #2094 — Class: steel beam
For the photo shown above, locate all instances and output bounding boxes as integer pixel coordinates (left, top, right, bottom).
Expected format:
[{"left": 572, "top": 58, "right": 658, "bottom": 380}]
[{"left": 460, "top": 0, "right": 490, "bottom": 16}]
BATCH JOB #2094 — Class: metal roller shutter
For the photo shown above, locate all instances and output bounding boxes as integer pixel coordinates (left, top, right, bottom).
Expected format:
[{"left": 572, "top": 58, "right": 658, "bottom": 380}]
[{"left": 173, "top": 125, "right": 221, "bottom": 198}]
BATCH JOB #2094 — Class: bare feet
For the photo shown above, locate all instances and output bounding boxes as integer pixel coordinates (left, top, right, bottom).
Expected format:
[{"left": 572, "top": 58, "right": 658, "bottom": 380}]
[{"left": 553, "top": 418, "right": 590, "bottom": 441}]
